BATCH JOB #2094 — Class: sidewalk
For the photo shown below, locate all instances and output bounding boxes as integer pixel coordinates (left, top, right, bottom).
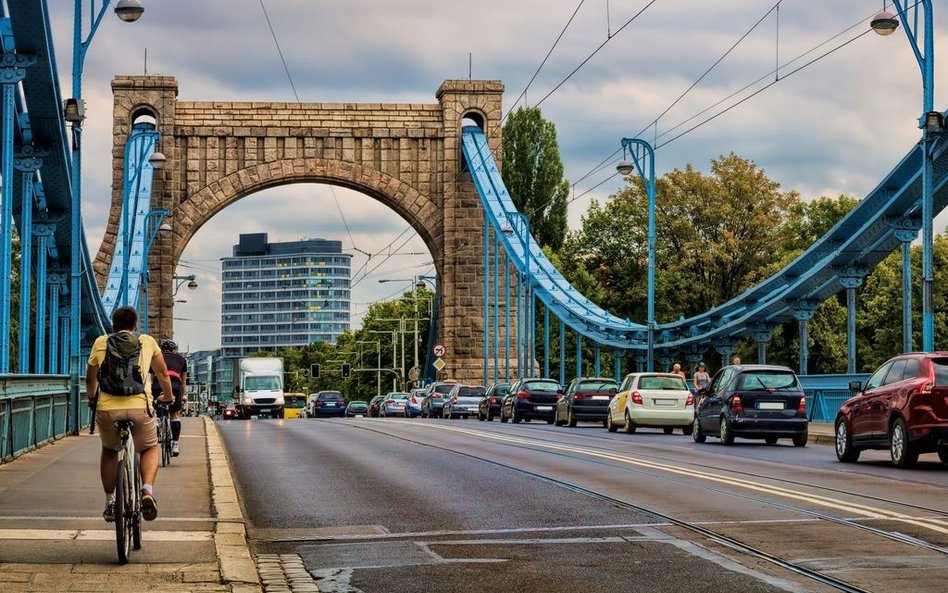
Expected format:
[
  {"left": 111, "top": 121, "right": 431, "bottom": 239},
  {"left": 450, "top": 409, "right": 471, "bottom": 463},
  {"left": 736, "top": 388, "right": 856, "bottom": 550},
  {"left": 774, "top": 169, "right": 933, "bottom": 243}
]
[
  {"left": 808, "top": 421, "right": 835, "bottom": 446},
  {"left": 0, "top": 417, "right": 262, "bottom": 593}
]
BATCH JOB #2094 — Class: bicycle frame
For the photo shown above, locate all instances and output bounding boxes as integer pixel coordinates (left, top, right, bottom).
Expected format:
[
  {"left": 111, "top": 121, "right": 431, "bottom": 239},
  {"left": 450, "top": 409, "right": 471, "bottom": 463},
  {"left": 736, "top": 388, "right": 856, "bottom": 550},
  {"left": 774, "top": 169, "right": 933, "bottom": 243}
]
[{"left": 115, "top": 421, "right": 142, "bottom": 564}]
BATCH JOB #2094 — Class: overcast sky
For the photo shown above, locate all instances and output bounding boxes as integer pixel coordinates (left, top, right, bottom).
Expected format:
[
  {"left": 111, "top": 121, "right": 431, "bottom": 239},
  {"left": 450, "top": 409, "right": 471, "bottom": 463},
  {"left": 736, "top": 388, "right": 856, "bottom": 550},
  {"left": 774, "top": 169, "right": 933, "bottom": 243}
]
[{"left": 46, "top": 1, "right": 947, "bottom": 352}]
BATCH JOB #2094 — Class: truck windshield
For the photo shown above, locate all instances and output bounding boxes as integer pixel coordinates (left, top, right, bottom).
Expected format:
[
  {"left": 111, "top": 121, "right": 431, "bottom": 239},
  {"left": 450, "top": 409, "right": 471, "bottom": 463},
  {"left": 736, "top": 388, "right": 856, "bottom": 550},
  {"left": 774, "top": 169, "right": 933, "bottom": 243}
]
[{"left": 246, "top": 377, "right": 281, "bottom": 391}]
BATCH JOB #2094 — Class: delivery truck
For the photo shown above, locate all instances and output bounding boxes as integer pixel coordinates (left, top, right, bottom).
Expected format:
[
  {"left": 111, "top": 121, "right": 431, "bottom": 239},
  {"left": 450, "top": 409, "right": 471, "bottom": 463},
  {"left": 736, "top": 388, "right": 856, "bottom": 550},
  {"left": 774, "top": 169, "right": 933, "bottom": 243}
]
[{"left": 234, "top": 357, "right": 285, "bottom": 419}]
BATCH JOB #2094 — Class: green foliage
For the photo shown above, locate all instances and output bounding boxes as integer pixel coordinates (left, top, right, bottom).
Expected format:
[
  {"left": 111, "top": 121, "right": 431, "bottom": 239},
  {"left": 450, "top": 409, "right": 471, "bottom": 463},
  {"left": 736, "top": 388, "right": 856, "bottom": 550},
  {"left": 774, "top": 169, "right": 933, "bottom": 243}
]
[{"left": 501, "top": 107, "right": 570, "bottom": 250}]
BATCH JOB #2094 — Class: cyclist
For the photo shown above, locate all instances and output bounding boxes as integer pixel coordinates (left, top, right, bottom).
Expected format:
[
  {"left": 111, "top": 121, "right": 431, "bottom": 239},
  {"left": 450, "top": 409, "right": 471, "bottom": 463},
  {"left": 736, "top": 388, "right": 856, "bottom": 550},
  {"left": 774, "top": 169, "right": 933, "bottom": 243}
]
[
  {"left": 153, "top": 339, "right": 188, "bottom": 457},
  {"left": 86, "top": 306, "right": 174, "bottom": 523}
]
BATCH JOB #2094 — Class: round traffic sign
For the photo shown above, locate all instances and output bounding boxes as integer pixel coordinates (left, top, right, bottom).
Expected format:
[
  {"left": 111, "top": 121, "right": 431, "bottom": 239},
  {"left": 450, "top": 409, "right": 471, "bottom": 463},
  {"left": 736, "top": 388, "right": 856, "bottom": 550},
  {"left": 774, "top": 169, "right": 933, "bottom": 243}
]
[{"left": 432, "top": 343, "right": 446, "bottom": 357}]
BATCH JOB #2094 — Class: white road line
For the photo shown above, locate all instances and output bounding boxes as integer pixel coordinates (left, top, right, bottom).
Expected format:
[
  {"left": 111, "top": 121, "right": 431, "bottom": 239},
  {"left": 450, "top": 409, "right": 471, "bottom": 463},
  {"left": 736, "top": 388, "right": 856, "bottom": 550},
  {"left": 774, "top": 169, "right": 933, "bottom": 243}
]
[
  {"left": 0, "top": 515, "right": 216, "bottom": 521},
  {"left": 0, "top": 528, "right": 212, "bottom": 541}
]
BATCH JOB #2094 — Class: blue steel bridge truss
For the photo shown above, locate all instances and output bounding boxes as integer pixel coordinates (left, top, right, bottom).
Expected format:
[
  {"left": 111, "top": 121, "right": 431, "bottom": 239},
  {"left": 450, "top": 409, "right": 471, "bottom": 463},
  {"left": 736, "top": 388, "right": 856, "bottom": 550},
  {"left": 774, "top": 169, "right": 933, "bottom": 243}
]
[{"left": 1, "top": 1, "right": 947, "bottom": 391}]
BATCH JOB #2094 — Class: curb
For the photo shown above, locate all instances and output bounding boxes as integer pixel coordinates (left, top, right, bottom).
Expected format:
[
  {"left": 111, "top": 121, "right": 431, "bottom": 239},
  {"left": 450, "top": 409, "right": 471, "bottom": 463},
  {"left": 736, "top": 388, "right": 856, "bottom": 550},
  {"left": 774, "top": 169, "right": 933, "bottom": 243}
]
[
  {"left": 204, "top": 417, "right": 263, "bottom": 593},
  {"left": 808, "top": 431, "right": 835, "bottom": 446}
]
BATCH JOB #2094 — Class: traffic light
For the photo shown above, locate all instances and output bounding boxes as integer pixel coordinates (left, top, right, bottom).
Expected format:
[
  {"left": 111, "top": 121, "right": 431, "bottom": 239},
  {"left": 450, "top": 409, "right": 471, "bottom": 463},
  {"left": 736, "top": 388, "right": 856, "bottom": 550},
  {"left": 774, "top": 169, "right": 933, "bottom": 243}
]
[
  {"left": 311, "top": 363, "right": 320, "bottom": 378},
  {"left": 341, "top": 363, "right": 351, "bottom": 378}
]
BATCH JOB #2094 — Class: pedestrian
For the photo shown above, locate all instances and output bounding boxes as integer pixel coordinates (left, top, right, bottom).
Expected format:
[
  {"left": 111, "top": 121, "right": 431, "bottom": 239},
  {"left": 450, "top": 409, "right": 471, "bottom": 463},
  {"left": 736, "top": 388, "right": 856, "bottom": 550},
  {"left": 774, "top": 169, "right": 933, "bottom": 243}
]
[
  {"left": 670, "top": 363, "right": 686, "bottom": 380},
  {"left": 693, "top": 362, "right": 710, "bottom": 393},
  {"left": 732, "top": 356, "right": 741, "bottom": 366},
  {"left": 86, "top": 306, "right": 174, "bottom": 523}
]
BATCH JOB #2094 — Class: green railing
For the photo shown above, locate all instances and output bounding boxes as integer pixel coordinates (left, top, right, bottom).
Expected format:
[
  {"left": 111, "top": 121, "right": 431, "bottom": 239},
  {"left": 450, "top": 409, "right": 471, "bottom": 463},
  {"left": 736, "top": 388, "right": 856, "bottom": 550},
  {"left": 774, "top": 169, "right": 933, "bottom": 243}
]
[{"left": 0, "top": 375, "right": 88, "bottom": 462}]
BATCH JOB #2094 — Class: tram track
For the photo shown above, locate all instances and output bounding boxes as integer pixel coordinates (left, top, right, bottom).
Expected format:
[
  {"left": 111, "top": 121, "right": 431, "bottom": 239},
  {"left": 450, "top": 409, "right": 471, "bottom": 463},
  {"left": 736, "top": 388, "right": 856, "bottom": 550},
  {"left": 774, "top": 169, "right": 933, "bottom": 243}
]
[
  {"left": 335, "top": 420, "right": 876, "bottom": 593},
  {"left": 469, "top": 421, "right": 948, "bottom": 516}
]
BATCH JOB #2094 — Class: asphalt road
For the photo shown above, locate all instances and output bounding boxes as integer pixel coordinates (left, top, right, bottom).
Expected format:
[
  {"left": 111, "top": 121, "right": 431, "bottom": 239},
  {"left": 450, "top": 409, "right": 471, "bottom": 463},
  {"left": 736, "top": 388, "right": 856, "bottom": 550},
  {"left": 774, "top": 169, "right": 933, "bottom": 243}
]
[{"left": 217, "top": 417, "right": 948, "bottom": 593}]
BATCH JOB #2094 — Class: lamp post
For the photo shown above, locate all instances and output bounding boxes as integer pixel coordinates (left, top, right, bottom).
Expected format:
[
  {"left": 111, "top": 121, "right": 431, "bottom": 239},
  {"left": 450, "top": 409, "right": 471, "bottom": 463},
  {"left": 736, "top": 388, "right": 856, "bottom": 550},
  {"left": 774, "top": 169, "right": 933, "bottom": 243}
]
[
  {"left": 872, "top": 1, "right": 939, "bottom": 352},
  {"left": 66, "top": 0, "right": 146, "bottom": 434},
  {"left": 617, "top": 138, "right": 657, "bottom": 372},
  {"left": 378, "top": 275, "right": 434, "bottom": 387}
]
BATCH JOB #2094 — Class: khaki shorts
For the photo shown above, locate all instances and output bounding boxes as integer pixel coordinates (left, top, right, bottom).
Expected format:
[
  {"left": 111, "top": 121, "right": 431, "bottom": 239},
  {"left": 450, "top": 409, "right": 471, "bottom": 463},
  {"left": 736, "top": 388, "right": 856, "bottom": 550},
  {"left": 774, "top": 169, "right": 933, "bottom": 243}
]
[{"left": 95, "top": 409, "right": 157, "bottom": 453}]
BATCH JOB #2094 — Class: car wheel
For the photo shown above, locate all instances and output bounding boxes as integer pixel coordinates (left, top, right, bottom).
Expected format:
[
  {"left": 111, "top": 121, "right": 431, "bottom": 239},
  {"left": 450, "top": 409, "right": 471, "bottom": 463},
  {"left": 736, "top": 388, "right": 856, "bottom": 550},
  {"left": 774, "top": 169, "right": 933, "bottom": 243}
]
[
  {"left": 512, "top": 408, "right": 522, "bottom": 424},
  {"left": 663, "top": 427, "right": 674, "bottom": 435},
  {"left": 602, "top": 419, "right": 609, "bottom": 429},
  {"left": 622, "top": 410, "right": 636, "bottom": 434},
  {"left": 487, "top": 412, "right": 494, "bottom": 422},
  {"left": 834, "top": 417, "right": 859, "bottom": 462},
  {"left": 792, "top": 431, "right": 807, "bottom": 448},
  {"left": 682, "top": 423, "right": 694, "bottom": 436},
  {"left": 567, "top": 408, "right": 578, "bottom": 428},
  {"left": 890, "top": 418, "right": 918, "bottom": 468},
  {"left": 546, "top": 417, "right": 555, "bottom": 424},
  {"left": 765, "top": 437, "right": 778, "bottom": 446},
  {"left": 719, "top": 417, "right": 734, "bottom": 446},
  {"left": 478, "top": 411, "right": 485, "bottom": 421},
  {"left": 938, "top": 449, "right": 948, "bottom": 464},
  {"left": 692, "top": 419, "right": 706, "bottom": 443},
  {"left": 606, "top": 411, "right": 618, "bottom": 433},
  {"left": 500, "top": 408, "right": 509, "bottom": 423}
]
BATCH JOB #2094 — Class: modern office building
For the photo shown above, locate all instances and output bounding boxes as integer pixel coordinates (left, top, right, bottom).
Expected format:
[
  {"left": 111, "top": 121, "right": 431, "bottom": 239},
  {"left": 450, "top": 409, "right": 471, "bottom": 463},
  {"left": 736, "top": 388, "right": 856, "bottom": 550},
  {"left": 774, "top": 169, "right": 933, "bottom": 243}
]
[
  {"left": 220, "top": 233, "right": 352, "bottom": 358},
  {"left": 185, "top": 348, "right": 234, "bottom": 406}
]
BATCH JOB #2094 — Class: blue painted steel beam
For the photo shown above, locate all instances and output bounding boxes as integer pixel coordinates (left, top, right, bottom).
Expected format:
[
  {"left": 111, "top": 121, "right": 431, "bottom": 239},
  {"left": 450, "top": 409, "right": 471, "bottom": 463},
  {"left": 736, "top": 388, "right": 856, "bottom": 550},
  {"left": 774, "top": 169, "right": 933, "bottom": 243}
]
[
  {"left": 483, "top": 212, "right": 489, "bottom": 385},
  {"left": 558, "top": 318, "right": 565, "bottom": 385},
  {"left": 33, "top": 225, "right": 52, "bottom": 373},
  {"left": 575, "top": 331, "right": 582, "bottom": 379},
  {"left": 493, "top": 229, "right": 499, "bottom": 385},
  {"left": 47, "top": 277, "right": 59, "bottom": 374},
  {"left": 17, "top": 170, "right": 32, "bottom": 372},
  {"left": 594, "top": 343, "right": 600, "bottom": 377},
  {"left": 543, "top": 305, "right": 549, "bottom": 378}
]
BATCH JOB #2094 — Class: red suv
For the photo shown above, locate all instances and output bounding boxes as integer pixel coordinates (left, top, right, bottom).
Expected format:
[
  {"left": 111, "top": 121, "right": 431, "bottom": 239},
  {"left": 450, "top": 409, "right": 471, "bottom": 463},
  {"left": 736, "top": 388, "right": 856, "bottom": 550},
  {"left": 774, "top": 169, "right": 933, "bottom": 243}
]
[{"left": 835, "top": 353, "right": 948, "bottom": 467}]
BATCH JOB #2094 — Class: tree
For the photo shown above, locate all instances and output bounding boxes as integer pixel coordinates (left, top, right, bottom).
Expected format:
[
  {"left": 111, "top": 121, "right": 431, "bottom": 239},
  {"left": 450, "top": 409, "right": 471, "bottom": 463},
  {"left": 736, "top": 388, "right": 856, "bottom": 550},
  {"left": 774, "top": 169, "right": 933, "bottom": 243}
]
[
  {"left": 501, "top": 107, "right": 569, "bottom": 250},
  {"left": 566, "top": 153, "right": 801, "bottom": 323}
]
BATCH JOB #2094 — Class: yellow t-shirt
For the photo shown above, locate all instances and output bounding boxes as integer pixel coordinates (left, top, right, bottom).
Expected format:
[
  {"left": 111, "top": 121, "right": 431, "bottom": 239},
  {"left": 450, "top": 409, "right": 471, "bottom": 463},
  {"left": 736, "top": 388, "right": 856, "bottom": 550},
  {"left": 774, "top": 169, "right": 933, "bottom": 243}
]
[{"left": 87, "top": 332, "right": 160, "bottom": 411}]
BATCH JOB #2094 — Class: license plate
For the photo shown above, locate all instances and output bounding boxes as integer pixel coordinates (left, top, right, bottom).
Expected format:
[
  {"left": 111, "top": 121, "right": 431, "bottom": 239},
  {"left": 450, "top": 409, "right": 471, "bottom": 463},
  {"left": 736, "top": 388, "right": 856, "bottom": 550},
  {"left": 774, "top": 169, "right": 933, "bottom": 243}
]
[
  {"left": 536, "top": 405, "right": 553, "bottom": 411},
  {"left": 653, "top": 399, "right": 676, "bottom": 406},
  {"left": 592, "top": 395, "right": 609, "bottom": 400},
  {"left": 758, "top": 402, "right": 784, "bottom": 410},
  {"left": 355, "top": 414, "right": 364, "bottom": 418},
  {"left": 259, "top": 408, "right": 271, "bottom": 413}
]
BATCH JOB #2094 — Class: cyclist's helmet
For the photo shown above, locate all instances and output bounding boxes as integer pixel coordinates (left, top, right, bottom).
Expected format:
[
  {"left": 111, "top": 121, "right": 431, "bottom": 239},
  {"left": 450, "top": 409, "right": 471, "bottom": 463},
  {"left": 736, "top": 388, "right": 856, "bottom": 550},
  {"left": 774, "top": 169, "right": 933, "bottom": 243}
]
[{"left": 159, "top": 339, "right": 178, "bottom": 352}]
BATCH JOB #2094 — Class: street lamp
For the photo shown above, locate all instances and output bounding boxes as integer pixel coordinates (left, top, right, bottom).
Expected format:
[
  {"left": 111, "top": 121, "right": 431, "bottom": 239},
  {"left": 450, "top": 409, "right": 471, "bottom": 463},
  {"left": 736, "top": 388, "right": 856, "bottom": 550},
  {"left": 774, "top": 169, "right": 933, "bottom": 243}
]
[
  {"left": 173, "top": 274, "right": 199, "bottom": 297},
  {"left": 67, "top": 0, "right": 148, "bottom": 434},
  {"left": 377, "top": 276, "right": 434, "bottom": 386},
  {"left": 872, "top": 1, "right": 939, "bottom": 352},
  {"left": 617, "top": 137, "right": 657, "bottom": 372}
]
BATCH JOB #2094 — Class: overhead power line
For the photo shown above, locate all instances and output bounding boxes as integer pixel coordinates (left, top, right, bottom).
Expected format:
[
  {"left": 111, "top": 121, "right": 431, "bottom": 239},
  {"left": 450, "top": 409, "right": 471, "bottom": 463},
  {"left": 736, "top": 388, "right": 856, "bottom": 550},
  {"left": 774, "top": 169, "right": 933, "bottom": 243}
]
[{"left": 258, "top": 0, "right": 301, "bottom": 103}]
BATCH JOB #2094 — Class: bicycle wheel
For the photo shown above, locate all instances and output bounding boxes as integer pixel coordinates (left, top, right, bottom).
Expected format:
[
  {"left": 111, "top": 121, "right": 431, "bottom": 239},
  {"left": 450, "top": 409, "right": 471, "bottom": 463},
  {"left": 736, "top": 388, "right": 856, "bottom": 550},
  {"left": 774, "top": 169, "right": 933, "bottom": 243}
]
[
  {"left": 115, "top": 458, "right": 131, "bottom": 564},
  {"left": 160, "top": 419, "right": 171, "bottom": 467},
  {"left": 132, "top": 455, "right": 142, "bottom": 551}
]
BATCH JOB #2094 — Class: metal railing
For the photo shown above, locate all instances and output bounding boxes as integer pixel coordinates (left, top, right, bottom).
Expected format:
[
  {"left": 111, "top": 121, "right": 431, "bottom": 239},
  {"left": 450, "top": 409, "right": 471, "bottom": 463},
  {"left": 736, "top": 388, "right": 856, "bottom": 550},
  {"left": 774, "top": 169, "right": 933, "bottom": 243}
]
[
  {"left": 0, "top": 375, "right": 88, "bottom": 462},
  {"left": 799, "top": 374, "right": 869, "bottom": 423}
]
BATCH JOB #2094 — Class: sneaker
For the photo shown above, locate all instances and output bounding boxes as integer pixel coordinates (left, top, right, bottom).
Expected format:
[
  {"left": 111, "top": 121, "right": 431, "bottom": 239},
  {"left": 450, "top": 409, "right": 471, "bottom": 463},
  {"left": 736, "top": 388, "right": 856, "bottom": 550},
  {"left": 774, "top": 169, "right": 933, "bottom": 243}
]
[
  {"left": 141, "top": 493, "right": 158, "bottom": 521},
  {"left": 103, "top": 501, "right": 115, "bottom": 522},
  {"left": 171, "top": 441, "right": 180, "bottom": 457}
]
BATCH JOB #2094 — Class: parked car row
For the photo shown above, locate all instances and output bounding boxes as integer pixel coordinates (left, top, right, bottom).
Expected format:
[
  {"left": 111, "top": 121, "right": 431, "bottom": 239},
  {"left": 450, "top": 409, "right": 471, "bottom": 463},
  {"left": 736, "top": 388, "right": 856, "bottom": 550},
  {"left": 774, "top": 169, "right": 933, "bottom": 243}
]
[{"left": 299, "top": 352, "right": 948, "bottom": 468}]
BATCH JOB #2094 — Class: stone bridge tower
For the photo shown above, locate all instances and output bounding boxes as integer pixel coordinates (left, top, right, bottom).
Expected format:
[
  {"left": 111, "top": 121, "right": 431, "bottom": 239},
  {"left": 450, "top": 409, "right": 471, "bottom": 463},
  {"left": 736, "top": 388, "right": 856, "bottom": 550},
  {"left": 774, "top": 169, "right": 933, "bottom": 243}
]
[{"left": 95, "top": 76, "right": 509, "bottom": 383}]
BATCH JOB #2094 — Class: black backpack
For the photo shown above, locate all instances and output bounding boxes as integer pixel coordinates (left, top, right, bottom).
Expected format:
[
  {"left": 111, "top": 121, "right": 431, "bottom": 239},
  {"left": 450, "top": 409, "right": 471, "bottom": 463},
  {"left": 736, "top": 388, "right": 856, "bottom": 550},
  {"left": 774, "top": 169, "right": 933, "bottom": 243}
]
[{"left": 98, "top": 332, "right": 145, "bottom": 395}]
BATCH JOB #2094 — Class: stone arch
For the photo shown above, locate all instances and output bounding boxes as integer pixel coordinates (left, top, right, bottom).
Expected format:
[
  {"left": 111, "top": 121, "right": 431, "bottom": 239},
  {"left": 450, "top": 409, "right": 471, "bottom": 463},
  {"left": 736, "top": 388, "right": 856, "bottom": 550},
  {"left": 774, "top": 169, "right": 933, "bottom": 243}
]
[{"left": 169, "top": 158, "right": 442, "bottom": 268}]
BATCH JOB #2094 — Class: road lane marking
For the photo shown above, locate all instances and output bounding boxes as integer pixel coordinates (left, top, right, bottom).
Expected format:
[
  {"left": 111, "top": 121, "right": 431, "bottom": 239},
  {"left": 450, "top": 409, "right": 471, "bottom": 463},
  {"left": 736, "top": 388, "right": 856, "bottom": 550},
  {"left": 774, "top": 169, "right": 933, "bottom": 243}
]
[
  {"left": 414, "top": 423, "right": 948, "bottom": 535},
  {"left": 0, "top": 528, "right": 212, "bottom": 541}
]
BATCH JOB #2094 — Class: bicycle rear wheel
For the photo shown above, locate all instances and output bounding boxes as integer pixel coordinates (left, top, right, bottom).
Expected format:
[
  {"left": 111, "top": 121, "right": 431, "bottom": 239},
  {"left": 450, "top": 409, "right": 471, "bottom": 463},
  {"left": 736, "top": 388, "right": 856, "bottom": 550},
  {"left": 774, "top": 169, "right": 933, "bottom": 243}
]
[
  {"left": 160, "top": 419, "right": 171, "bottom": 467},
  {"left": 115, "top": 459, "right": 132, "bottom": 564}
]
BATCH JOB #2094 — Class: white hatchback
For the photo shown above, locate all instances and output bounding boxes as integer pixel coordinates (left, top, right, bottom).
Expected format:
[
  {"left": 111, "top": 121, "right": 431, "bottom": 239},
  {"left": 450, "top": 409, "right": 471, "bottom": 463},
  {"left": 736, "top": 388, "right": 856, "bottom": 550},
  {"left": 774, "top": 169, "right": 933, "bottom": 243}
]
[{"left": 607, "top": 373, "right": 695, "bottom": 435}]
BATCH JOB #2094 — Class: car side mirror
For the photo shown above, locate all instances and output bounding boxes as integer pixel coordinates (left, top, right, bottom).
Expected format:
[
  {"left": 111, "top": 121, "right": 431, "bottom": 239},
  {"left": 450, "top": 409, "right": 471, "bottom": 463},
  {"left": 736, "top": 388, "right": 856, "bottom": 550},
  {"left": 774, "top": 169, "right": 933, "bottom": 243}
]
[{"left": 848, "top": 381, "right": 862, "bottom": 392}]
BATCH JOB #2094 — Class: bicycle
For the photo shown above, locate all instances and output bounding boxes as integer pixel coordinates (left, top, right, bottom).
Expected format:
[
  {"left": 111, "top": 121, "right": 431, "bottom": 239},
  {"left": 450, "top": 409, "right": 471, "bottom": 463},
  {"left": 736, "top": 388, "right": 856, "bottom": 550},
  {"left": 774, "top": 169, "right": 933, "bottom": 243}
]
[
  {"left": 113, "top": 419, "right": 143, "bottom": 564},
  {"left": 155, "top": 404, "right": 172, "bottom": 467}
]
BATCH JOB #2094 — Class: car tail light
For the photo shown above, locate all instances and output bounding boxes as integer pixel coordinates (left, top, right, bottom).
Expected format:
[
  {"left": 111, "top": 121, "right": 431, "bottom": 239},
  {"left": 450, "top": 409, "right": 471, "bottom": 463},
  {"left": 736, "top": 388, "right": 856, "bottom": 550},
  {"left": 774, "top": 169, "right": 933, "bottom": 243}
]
[
  {"left": 731, "top": 395, "right": 744, "bottom": 414},
  {"left": 685, "top": 393, "right": 694, "bottom": 406},
  {"left": 385, "top": 399, "right": 394, "bottom": 404},
  {"left": 630, "top": 391, "right": 643, "bottom": 405},
  {"left": 797, "top": 396, "right": 806, "bottom": 414},
  {"left": 411, "top": 396, "right": 417, "bottom": 404},
  {"left": 517, "top": 390, "right": 530, "bottom": 399},
  {"left": 316, "top": 401, "right": 324, "bottom": 407},
  {"left": 490, "top": 396, "right": 497, "bottom": 404},
  {"left": 452, "top": 397, "right": 458, "bottom": 404},
  {"left": 574, "top": 391, "right": 588, "bottom": 400}
]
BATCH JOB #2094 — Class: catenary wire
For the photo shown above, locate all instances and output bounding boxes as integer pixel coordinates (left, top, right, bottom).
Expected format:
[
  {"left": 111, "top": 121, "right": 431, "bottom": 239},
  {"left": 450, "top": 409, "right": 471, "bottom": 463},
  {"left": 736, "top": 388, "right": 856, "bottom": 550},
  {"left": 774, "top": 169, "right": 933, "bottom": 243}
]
[{"left": 258, "top": 0, "right": 301, "bottom": 103}]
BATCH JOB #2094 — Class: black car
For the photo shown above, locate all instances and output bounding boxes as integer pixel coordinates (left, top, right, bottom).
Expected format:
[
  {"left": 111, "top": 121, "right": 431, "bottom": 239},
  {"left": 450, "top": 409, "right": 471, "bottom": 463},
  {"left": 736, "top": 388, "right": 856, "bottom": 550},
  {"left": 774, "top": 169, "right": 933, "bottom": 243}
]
[
  {"left": 478, "top": 383, "right": 509, "bottom": 421},
  {"left": 345, "top": 400, "right": 369, "bottom": 417},
  {"left": 311, "top": 390, "right": 346, "bottom": 418},
  {"left": 500, "top": 378, "right": 563, "bottom": 424},
  {"left": 368, "top": 395, "right": 385, "bottom": 417},
  {"left": 421, "top": 381, "right": 457, "bottom": 418},
  {"left": 693, "top": 365, "right": 808, "bottom": 447},
  {"left": 554, "top": 377, "right": 618, "bottom": 427}
]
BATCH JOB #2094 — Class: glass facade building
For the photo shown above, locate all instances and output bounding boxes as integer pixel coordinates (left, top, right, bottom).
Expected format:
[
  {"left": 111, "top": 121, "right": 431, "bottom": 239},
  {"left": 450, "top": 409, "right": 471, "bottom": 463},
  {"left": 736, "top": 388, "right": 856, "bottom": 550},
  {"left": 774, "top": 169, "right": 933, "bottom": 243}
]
[{"left": 220, "top": 233, "right": 352, "bottom": 358}]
